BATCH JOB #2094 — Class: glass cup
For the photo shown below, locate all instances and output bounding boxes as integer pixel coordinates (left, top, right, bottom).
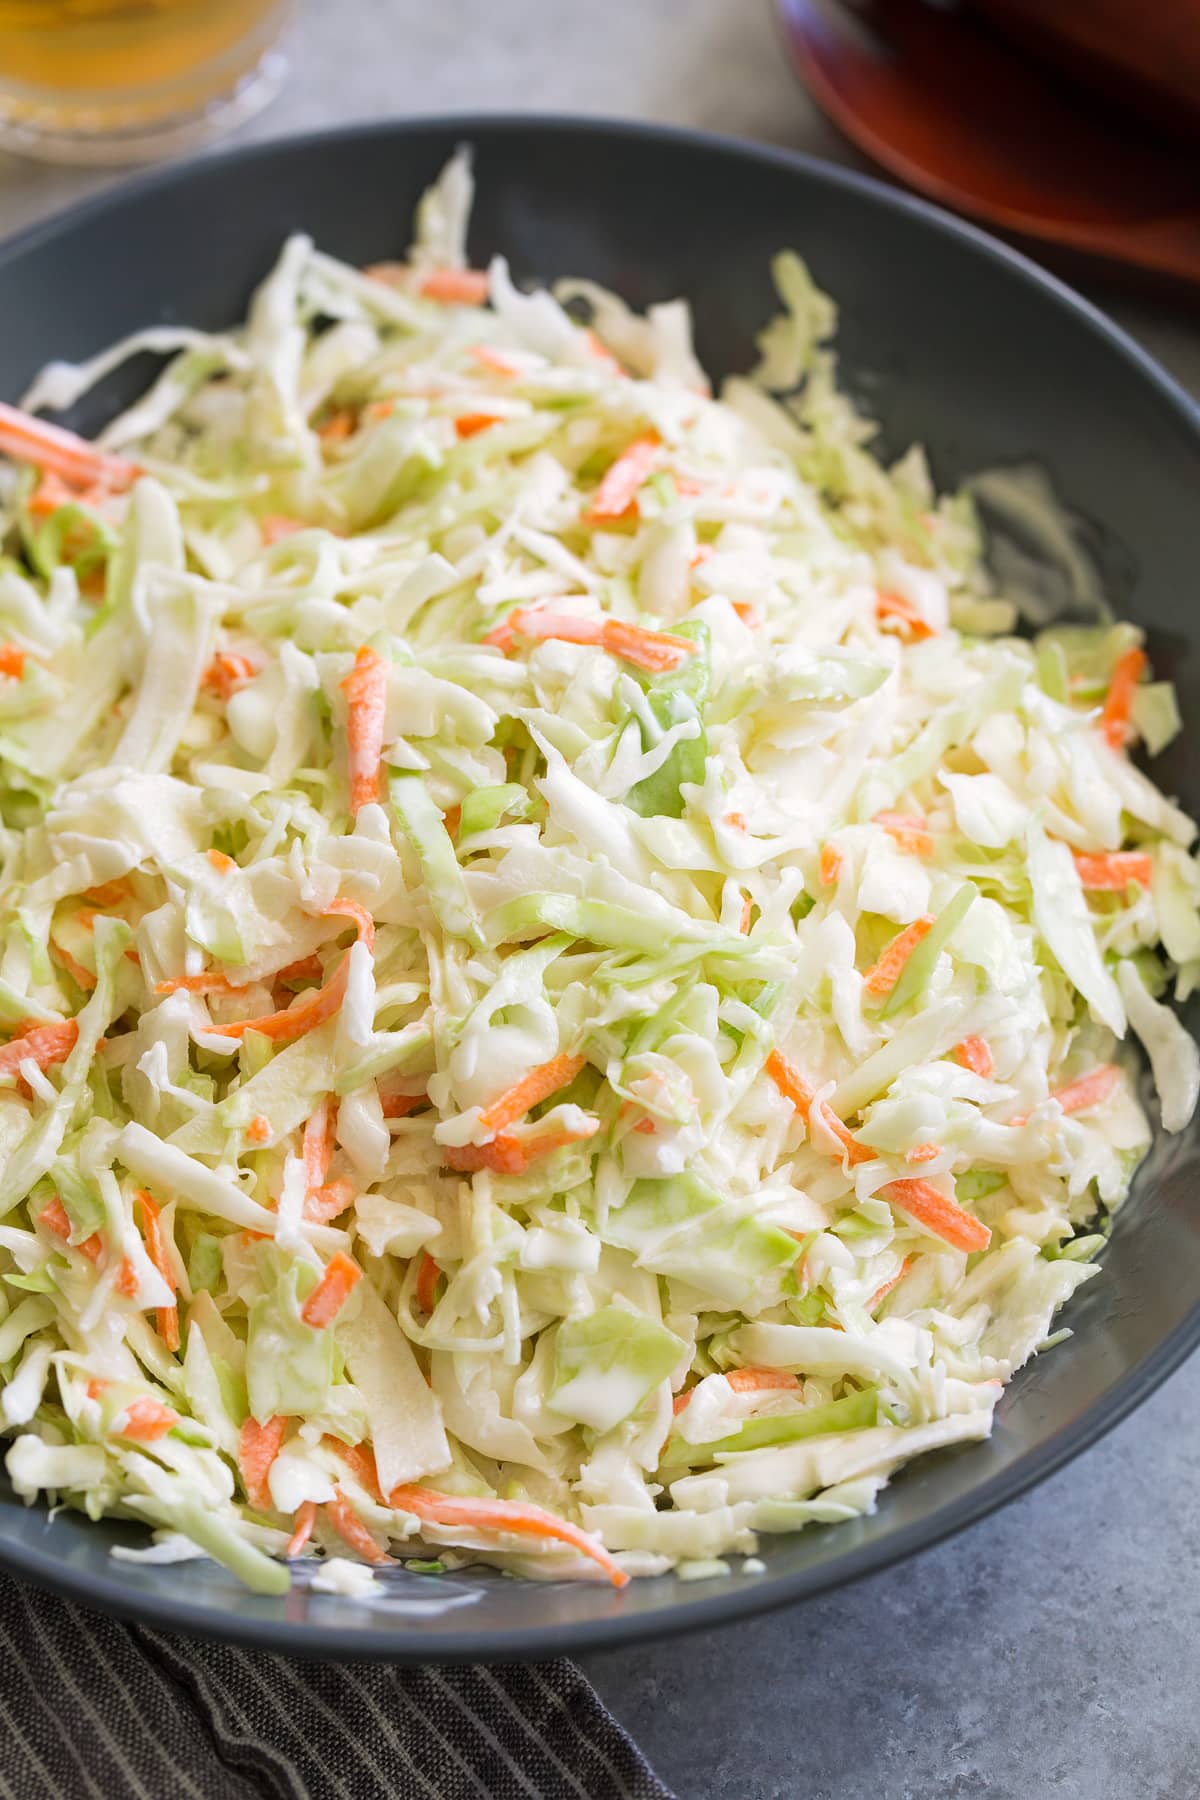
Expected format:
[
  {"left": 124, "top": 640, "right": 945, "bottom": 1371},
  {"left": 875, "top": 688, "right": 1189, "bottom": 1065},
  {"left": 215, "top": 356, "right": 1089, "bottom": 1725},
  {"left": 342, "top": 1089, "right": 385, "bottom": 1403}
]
[{"left": 0, "top": 0, "right": 291, "bottom": 165}]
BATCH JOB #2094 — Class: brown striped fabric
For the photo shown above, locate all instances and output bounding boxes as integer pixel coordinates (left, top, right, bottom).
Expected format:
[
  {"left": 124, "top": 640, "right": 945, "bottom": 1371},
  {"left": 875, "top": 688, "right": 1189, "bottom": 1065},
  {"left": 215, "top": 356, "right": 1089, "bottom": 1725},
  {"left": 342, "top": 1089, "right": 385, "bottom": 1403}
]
[{"left": 0, "top": 1571, "right": 672, "bottom": 1800}]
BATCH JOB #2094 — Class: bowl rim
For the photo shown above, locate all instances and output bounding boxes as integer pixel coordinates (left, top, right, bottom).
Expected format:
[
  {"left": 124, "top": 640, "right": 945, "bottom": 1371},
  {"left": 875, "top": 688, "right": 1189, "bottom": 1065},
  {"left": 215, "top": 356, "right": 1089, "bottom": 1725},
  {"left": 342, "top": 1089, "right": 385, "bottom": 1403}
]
[{"left": 0, "top": 111, "right": 1197, "bottom": 1661}]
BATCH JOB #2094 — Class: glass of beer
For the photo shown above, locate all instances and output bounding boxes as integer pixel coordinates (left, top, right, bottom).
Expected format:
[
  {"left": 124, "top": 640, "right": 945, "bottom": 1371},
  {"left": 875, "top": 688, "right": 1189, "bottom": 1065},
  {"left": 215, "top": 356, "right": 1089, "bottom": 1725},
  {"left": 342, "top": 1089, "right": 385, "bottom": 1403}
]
[{"left": 0, "top": 0, "right": 291, "bottom": 164}]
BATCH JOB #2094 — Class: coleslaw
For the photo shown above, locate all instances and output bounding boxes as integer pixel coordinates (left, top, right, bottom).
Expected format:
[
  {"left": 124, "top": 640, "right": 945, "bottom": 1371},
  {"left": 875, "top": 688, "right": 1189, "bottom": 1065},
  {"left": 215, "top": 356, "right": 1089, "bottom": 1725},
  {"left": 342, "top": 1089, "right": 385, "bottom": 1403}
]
[{"left": 0, "top": 150, "right": 1197, "bottom": 1594}]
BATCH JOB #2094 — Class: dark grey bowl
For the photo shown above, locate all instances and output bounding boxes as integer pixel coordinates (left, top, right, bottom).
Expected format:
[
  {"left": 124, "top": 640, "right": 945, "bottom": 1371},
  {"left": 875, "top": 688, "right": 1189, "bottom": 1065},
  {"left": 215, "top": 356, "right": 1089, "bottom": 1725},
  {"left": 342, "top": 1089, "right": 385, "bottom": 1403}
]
[{"left": 1, "top": 117, "right": 1198, "bottom": 1660}]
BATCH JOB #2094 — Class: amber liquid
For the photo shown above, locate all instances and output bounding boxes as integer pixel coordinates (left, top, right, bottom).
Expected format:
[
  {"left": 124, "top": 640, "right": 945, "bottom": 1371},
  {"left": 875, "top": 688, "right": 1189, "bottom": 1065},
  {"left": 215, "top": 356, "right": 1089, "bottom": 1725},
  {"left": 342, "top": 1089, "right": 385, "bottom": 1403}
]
[{"left": 0, "top": 0, "right": 287, "bottom": 152}]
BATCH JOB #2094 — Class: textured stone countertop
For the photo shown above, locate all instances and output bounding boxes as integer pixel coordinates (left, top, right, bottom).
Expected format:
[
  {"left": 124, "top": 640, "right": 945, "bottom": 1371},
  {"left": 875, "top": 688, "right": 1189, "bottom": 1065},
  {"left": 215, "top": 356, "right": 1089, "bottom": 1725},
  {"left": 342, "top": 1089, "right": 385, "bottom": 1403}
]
[{"left": 0, "top": 3, "right": 1195, "bottom": 1794}]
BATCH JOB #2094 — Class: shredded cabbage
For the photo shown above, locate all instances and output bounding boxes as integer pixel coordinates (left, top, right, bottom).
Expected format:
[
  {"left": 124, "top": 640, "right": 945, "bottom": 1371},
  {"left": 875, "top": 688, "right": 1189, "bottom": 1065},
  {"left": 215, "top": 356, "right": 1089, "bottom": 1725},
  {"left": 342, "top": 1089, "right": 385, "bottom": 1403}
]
[{"left": 1, "top": 149, "right": 1196, "bottom": 1594}]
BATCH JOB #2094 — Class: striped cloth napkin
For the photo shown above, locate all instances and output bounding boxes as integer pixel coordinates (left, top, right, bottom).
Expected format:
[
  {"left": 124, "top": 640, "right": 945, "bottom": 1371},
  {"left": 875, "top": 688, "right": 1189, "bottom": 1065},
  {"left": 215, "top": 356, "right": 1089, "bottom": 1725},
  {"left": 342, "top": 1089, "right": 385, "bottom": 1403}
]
[{"left": 0, "top": 1568, "right": 672, "bottom": 1799}]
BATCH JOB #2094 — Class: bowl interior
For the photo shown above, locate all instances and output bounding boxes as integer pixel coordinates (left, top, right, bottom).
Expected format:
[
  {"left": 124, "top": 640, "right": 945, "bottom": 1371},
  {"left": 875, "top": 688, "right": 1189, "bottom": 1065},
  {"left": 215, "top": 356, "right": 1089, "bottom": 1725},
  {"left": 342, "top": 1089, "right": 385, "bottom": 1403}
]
[{"left": 1, "top": 118, "right": 1198, "bottom": 1658}]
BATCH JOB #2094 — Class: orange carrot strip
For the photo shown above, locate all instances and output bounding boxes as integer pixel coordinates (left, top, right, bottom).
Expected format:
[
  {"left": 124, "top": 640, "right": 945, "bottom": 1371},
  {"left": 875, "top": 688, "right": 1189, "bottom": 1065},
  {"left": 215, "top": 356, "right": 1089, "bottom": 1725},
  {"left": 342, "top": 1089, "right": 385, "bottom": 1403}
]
[
  {"left": 320, "top": 897, "right": 376, "bottom": 952},
  {"left": 0, "top": 1019, "right": 78, "bottom": 1088},
  {"left": 318, "top": 410, "right": 355, "bottom": 444},
  {"left": 275, "top": 953, "right": 324, "bottom": 986},
  {"left": 954, "top": 1036, "right": 994, "bottom": 1079},
  {"left": 764, "top": 1048, "right": 875, "bottom": 1166},
  {"left": 0, "top": 401, "right": 140, "bottom": 491},
  {"left": 906, "top": 1142, "right": 941, "bottom": 1165},
  {"left": 864, "top": 916, "right": 935, "bottom": 998},
  {"left": 725, "top": 811, "right": 747, "bottom": 831},
  {"left": 325, "top": 1489, "right": 391, "bottom": 1563},
  {"left": 52, "top": 943, "right": 96, "bottom": 991},
  {"left": 246, "top": 1115, "right": 271, "bottom": 1147},
  {"left": 115, "top": 1257, "right": 139, "bottom": 1298},
  {"left": 260, "top": 514, "right": 308, "bottom": 545},
  {"left": 239, "top": 1415, "right": 287, "bottom": 1512},
  {"left": 418, "top": 268, "right": 491, "bottom": 304},
  {"left": 0, "top": 643, "right": 26, "bottom": 680},
  {"left": 875, "top": 588, "right": 935, "bottom": 641},
  {"left": 443, "top": 1117, "right": 599, "bottom": 1175},
  {"left": 300, "top": 1252, "right": 362, "bottom": 1329},
  {"left": 136, "top": 1188, "right": 180, "bottom": 1353},
  {"left": 881, "top": 1178, "right": 991, "bottom": 1253},
  {"left": 303, "top": 1179, "right": 355, "bottom": 1224},
  {"left": 740, "top": 893, "right": 753, "bottom": 935},
  {"left": 217, "top": 957, "right": 350, "bottom": 1045},
  {"left": 582, "top": 433, "right": 660, "bottom": 524},
  {"left": 725, "top": 1368, "right": 800, "bottom": 1393},
  {"left": 201, "top": 651, "right": 258, "bottom": 700},
  {"left": 873, "top": 811, "right": 934, "bottom": 857},
  {"left": 115, "top": 1397, "right": 178, "bottom": 1442},
  {"left": 387, "top": 1486, "right": 629, "bottom": 1589},
  {"left": 28, "top": 471, "right": 76, "bottom": 517},
  {"left": 285, "top": 1500, "right": 317, "bottom": 1558},
  {"left": 455, "top": 412, "right": 504, "bottom": 439},
  {"left": 378, "top": 1086, "right": 427, "bottom": 1119},
  {"left": 478, "top": 1052, "right": 586, "bottom": 1136},
  {"left": 207, "top": 849, "right": 235, "bottom": 874},
  {"left": 672, "top": 1389, "right": 693, "bottom": 1416},
  {"left": 1071, "top": 850, "right": 1153, "bottom": 890},
  {"left": 340, "top": 645, "right": 389, "bottom": 815},
  {"left": 155, "top": 971, "right": 248, "bottom": 998},
  {"left": 472, "top": 344, "right": 518, "bottom": 376},
  {"left": 1051, "top": 1063, "right": 1120, "bottom": 1116},
  {"left": 302, "top": 1098, "right": 335, "bottom": 1193},
  {"left": 38, "top": 1194, "right": 103, "bottom": 1263},
  {"left": 819, "top": 843, "right": 843, "bottom": 886},
  {"left": 83, "top": 878, "right": 132, "bottom": 908},
  {"left": 416, "top": 1250, "right": 440, "bottom": 1316},
  {"left": 599, "top": 618, "right": 694, "bottom": 673},
  {"left": 867, "top": 1257, "right": 913, "bottom": 1312},
  {"left": 323, "top": 1435, "right": 384, "bottom": 1502},
  {"left": 1100, "top": 647, "right": 1146, "bottom": 749}
]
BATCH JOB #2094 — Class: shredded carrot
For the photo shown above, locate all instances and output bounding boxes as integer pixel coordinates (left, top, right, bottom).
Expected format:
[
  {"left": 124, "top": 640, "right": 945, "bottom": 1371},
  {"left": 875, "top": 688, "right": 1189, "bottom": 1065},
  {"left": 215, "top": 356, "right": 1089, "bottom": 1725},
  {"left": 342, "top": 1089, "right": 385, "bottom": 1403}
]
[
  {"left": 115, "top": 1397, "right": 178, "bottom": 1442},
  {"left": 868, "top": 1257, "right": 913, "bottom": 1311},
  {"left": 740, "top": 893, "right": 754, "bottom": 935},
  {"left": 873, "top": 811, "right": 934, "bottom": 857},
  {"left": 260, "top": 514, "right": 308, "bottom": 545},
  {"left": 1099, "top": 646, "right": 1146, "bottom": 749},
  {"left": 416, "top": 1250, "right": 440, "bottom": 1316},
  {"left": 114, "top": 1256, "right": 139, "bottom": 1298},
  {"left": 1071, "top": 850, "right": 1153, "bottom": 889},
  {"left": 0, "top": 1019, "right": 79, "bottom": 1089},
  {"left": 471, "top": 344, "right": 518, "bottom": 377},
  {"left": 725, "top": 811, "right": 747, "bottom": 831},
  {"left": 340, "top": 645, "right": 389, "bottom": 814},
  {"left": 303, "top": 1179, "right": 355, "bottom": 1224},
  {"left": 302, "top": 1098, "right": 335, "bottom": 1193},
  {"left": 0, "top": 643, "right": 26, "bottom": 680},
  {"left": 764, "top": 1048, "right": 874, "bottom": 1166},
  {"left": 0, "top": 400, "right": 140, "bottom": 492},
  {"left": 321, "top": 896, "right": 376, "bottom": 952},
  {"left": 285, "top": 1500, "right": 317, "bottom": 1558},
  {"left": 442, "top": 804, "right": 461, "bottom": 838},
  {"left": 136, "top": 1188, "right": 180, "bottom": 1353},
  {"left": 672, "top": 1389, "right": 693, "bottom": 1415},
  {"left": 86, "top": 1377, "right": 108, "bottom": 1401},
  {"left": 1051, "top": 1063, "right": 1120, "bottom": 1116},
  {"left": 954, "top": 1036, "right": 994, "bottom": 1079},
  {"left": 323, "top": 1435, "right": 384, "bottom": 1502},
  {"left": 387, "top": 1485, "right": 629, "bottom": 1589},
  {"left": 725, "top": 1368, "right": 800, "bottom": 1393},
  {"left": 216, "top": 910, "right": 370, "bottom": 1045},
  {"left": 875, "top": 588, "right": 935, "bottom": 641},
  {"left": 454, "top": 412, "right": 504, "bottom": 439},
  {"left": 207, "top": 848, "right": 235, "bottom": 874},
  {"left": 906, "top": 1142, "right": 941, "bottom": 1165},
  {"left": 300, "top": 1252, "right": 362, "bottom": 1329},
  {"left": 318, "top": 409, "right": 355, "bottom": 445},
  {"left": 864, "top": 916, "right": 935, "bottom": 998},
  {"left": 418, "top": 267, "right": 491, "bottom": 305},
  {"left": 494, "top": 607, "right": 696, "bottom": 674},
  {"left": 83, "top": 878, "right": 132, "bottom": 908},
  {"left": 378, "top": 1086, "right": 427, "bottom": 1119},
  {"left": 326, "top": 1489, "right": 391, "bottom": 1563},
  {"left": 582, "top": 433, "right": 661, "bottom": 525},
  {"left": 201, "top": 651, "right": 258, "bottom": 699},
  {"left": 246, "top": 1115, "right": 271, "bottom": 1147},
  {"left": 881, "top": 1178, "right": 991, "bottom": 1253},
  {"left": 819, "top": 843, "right": 843, "bottom": 886},
  {"left": 362, "top": 399, "right": 396, "bottom": 423},
  {"left": 28, "top": 470, "right": 75, "bottom": 517},
  {"left": 155, "top": 971, "right": 247, "bottom": 998},
  {"left": 443, "top": 1117, "right": 599, "bottom": 1175},
  {"left": 239, "top": 1414, "right": 287, "bottom": 1513},
  {"left": 38, "top": 1194, "right": 103, "bottom": 1263},
  {"left": 730, "top": 600, "right": 760, "bottom": 627},
  {"left": 274, "top": 953, "right": 324, "bottom": 987},
  {"left": 478, "top": 1051, "right": 586, "bottom": 1136},
  {"left": 52, "top": 943, "right": 96, "bottom": 991}
]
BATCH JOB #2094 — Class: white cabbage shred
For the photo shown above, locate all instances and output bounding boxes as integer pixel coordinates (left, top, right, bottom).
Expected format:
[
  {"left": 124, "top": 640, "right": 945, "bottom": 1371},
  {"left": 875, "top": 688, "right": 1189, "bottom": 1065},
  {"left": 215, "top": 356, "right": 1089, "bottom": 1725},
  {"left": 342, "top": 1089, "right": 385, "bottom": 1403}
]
[{"left": 0, "top": 151, "right": 1196, "bottom": 1595}]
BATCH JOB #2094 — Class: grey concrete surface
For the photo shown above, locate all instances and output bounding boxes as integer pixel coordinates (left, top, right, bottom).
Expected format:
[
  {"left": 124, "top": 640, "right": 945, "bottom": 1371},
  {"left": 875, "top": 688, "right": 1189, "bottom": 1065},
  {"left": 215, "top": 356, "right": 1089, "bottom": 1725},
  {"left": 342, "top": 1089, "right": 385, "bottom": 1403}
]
[{"left": 0, "top": 2, "right": 1195, "bottom": 1795}]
